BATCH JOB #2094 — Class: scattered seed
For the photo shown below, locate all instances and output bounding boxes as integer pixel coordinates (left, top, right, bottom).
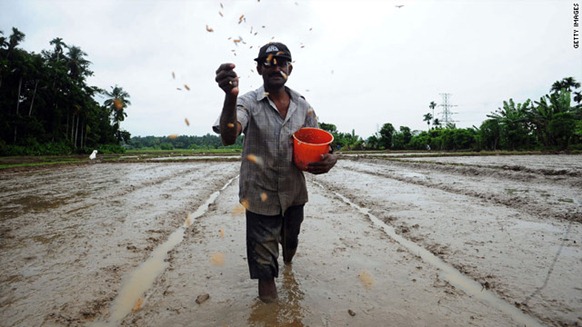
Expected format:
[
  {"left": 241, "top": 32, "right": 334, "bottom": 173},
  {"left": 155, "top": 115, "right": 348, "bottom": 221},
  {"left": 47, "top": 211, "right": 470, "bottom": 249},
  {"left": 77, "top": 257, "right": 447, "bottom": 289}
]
[
  {"left": 185, "top": 118, "right": 190, "bottom": 126},
  {"left": 231, "top": 204, "right": 245, "bottom": 216},
  {"left": 132, "top": 297, "right": 144, "bottom": 313},
  {"left": 359, "top": 271, "right": 373, "bottom": 289},
  {"left": 172, "top": 71, "right": 175, "bottom": 79},
  {"left": 183, "top": 213, "right": 194, "bottom": 227},
  {"left": 227, "top": 123, "right": 235, "bottom": 128},
  {"left": 219, "top": 228, "right": 225, "bottom": 238},
  {"left": 260, "top": 192, "right": 268, "bottom": 202},
  {"left": 206, "top": 25, "right": 214, "bottom": 32},
  {"left": 246, "top": 154, "right": 264, "bottom": 166},
  {"left": 184, "top": 84, "right": 190, "bottom": 91},
  {"left": 240, "top": 198, "right": 250, "bottom": 209},
  {"left": 168, "top": 134, "right": 178, "bottom": 139},
  {"left": 348, "top": 309, "right": 356, "bottom": 317},
  {"left": 113, "top": 98, "right": 123, "bottom": 110},
  {"left": 211, "top": 252, "right": 225, "bottom": 266}
]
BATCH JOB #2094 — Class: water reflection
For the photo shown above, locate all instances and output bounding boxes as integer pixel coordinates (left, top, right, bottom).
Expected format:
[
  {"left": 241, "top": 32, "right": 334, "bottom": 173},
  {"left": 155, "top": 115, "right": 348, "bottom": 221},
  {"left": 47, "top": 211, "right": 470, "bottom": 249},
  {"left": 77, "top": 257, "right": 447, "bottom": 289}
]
[{"left": 248, "top": 266, "right": 305, "bottom": 326}]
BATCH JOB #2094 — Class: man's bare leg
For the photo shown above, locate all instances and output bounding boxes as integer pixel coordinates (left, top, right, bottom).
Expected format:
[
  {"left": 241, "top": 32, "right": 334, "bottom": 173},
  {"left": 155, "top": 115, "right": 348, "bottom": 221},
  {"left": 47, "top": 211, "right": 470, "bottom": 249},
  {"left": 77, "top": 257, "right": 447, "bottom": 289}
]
[{"left": 258, "top": 278, "right": 277, "bottom": 302}]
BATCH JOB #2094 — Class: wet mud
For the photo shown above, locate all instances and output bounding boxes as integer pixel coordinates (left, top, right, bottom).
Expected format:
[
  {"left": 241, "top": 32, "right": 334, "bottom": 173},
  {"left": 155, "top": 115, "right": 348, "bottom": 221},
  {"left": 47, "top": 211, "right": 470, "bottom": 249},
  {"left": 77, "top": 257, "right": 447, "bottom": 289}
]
[{"left": 0, "top": 155, "right": 580, "bottom": 326}]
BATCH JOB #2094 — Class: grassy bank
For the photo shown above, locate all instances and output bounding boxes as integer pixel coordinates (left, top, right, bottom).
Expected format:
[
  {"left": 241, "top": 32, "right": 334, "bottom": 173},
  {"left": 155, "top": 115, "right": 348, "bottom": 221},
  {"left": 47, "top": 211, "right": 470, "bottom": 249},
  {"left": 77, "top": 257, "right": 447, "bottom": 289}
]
[{"left": 1, "top": 149, "right": 578, "bottom": 171}]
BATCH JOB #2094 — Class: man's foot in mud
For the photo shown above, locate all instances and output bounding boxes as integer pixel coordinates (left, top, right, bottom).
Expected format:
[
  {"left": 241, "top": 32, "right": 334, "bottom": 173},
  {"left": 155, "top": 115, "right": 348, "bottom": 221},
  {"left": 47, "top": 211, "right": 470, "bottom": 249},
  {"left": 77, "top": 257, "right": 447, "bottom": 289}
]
[
  {"left": 283, "top": 247, "right": 296, "bottom": 265},
  {"left": 258, "top": 278, "right": 277, "bottom": 303}
]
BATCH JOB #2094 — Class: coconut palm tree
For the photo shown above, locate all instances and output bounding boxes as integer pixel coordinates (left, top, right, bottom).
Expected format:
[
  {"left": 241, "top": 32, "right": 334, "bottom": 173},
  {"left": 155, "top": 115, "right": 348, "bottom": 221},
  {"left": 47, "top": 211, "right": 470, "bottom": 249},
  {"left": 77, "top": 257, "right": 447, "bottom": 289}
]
[
  {"left": 429, "top": 101, "right": 437, "bottom": 119},
  {"left": 66, "top": 45, "right": 92, "bottom": 82},
  {"left": 104, "top": 85, "right": 131, "bottom": 142},
  {"left": 423, "top": 113, "right": 433, "bottom": 131},
  {"left": 104, "top": 85, "right": 130, "bottom": 122},
  {"left": 7, "top": 27, "right": 24, "bottom": 53},
  {"left": 48, "top": 37, "right": 67, "bottom": 62}
]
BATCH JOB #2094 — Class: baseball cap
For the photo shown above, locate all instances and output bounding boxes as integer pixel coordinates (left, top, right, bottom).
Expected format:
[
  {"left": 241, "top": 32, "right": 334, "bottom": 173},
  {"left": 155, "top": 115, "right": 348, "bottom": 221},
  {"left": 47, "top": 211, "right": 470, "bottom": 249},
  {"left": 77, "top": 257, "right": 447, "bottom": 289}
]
[{"left": 254, "top": 42, "right": 292, "bottom": 62}]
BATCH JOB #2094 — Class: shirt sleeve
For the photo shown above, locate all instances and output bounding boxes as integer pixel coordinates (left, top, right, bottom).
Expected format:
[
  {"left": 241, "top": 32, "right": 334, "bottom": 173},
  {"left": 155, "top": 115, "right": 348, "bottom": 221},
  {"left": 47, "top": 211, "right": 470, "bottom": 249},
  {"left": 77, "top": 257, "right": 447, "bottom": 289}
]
[
  {"left": 211, "top": 116, "right": 221, "bottom": 134},
  {"left": 237, "top": 104, "right": 249, "bottom": 134},
  {"left": 211, "top": 104, "right": 250, "bottom": 134},
  {"left": 305, "top": 106, "right": 318, "bottom": 128}
]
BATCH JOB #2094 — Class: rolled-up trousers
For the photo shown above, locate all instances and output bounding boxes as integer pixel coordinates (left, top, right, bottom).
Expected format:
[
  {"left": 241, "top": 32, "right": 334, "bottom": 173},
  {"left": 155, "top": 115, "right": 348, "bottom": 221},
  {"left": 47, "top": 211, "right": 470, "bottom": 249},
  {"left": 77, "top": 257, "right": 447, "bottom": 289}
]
[{"left": 245, "top": 205, "right": 304, "bottom": 279}]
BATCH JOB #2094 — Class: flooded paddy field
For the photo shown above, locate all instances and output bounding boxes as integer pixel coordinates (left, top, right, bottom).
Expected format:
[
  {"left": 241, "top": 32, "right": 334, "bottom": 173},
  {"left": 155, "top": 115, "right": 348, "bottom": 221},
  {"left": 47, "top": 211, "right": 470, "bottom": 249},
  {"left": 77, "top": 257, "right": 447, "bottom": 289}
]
[{"left": 0, "top": 154, "right": 580, "bottom": 326}]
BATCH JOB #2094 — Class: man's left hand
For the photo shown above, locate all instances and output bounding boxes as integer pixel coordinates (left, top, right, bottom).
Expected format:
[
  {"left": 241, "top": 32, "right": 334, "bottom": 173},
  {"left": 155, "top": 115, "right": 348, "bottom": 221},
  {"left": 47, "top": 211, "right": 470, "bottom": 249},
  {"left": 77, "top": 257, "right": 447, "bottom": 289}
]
[{"left": 307, "top": 153, "right": 337, "bottom": 175}]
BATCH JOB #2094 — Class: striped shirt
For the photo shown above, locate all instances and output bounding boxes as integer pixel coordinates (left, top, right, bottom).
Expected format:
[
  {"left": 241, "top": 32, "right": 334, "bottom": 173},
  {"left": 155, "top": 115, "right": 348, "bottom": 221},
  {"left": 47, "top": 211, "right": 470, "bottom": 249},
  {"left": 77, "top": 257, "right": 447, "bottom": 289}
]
[{"left": 214, "top": 86, "right": 318, "bottom": 215}]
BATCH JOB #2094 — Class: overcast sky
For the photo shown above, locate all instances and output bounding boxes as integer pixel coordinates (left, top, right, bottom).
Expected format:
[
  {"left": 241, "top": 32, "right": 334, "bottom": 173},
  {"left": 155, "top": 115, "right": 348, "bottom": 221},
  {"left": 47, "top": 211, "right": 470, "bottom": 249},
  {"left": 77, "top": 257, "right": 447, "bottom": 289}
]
[{"left": 2, "top": 0, "right": 581, "bottom": 139}]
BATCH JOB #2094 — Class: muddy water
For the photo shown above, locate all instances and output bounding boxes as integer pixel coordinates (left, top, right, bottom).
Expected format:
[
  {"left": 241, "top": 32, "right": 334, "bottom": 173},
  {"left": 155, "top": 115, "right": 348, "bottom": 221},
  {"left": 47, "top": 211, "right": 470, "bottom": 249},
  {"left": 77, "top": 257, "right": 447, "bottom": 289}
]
[
  {"left": 1, "top": 155, "right": 581, "bottom": 326},
  {"left": 325, "top": 183, "right": 544, "bottom": 327},
  {"left": 125, "top": 174, "right": 522, "bottom": 327},
  {"left": 92, "top": 177, "right": 238, "bottom": 327},
  {"left": 0, "top": 162, "right": 239, "bottom": 326}
]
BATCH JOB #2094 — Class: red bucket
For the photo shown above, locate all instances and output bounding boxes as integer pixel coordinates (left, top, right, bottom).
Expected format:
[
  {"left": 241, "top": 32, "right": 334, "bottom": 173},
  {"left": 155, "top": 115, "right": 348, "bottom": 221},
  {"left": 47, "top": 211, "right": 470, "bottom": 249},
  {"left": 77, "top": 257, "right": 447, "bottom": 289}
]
[{"left": 292, "top": 127, "right": 334, "bottom": 171}]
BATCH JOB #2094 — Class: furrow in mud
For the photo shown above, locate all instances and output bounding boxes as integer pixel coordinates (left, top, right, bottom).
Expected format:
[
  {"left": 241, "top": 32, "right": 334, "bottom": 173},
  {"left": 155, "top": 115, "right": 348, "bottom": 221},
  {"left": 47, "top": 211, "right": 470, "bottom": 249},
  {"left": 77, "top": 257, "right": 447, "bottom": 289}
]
[
  {"left": 122, "top": 170, "right": 533, "bottom": 327},
  {"left": 0, "top": 162, "right": 240, "bottom": 327},
  {"left": 309, "top": 179, "right": 545, "bottom": 327},
  {"left": 92, "top": 175, "right": 238, "bottom": 327},
  {"left": 343, "top": 158, "right": 582, "bottom": 223},
  {"left": 350, "top": 154, "right": 582, "bottom": 178},
  {"left": 2, "top": 156, "right": 580, "bottom": 327},
  {"left": 313, "top": 161, "right": 582, "bottom": 326}
]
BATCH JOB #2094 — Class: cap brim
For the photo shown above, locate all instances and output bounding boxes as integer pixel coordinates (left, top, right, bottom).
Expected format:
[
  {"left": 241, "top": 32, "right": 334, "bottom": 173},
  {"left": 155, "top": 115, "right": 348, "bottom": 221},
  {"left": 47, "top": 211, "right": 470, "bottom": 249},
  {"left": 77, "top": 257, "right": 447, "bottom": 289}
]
[{"left": 254, "top": 55, "right": 292, "bottom": 62}]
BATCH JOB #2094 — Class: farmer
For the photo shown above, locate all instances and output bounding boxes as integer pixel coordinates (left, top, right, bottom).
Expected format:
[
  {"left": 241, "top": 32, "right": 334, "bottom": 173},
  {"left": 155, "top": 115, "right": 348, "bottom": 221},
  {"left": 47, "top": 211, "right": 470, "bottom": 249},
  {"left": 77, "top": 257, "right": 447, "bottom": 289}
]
[{"left": 213, "top": 42, "right": 337, "bottom": 302}]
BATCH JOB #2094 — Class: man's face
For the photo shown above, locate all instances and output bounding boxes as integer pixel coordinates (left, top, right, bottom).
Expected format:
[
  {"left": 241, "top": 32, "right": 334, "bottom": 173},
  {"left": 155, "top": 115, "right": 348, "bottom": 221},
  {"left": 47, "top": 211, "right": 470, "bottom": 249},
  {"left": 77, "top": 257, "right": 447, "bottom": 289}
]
[{"left": 257, "top": 56, "right": 293, "bottom": 90}]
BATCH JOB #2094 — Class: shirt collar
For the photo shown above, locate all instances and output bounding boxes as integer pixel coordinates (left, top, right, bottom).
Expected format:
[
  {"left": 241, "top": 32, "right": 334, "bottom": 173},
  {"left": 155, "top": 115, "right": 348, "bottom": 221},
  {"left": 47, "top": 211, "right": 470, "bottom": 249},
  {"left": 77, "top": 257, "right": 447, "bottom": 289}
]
[{"left": 255, "top": 85, "right": 295, "bottom": 102}]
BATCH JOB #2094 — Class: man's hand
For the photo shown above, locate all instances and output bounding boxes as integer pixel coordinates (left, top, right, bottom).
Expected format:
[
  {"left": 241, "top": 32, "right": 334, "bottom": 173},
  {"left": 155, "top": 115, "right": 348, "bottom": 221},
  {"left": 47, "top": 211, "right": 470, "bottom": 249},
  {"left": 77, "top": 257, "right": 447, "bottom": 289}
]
[
  {"left": 307, "top": 153, "right": 337, "bottom": 175},
  {"left": 215, "top": 63, "right": 239, "bottom": 96}
]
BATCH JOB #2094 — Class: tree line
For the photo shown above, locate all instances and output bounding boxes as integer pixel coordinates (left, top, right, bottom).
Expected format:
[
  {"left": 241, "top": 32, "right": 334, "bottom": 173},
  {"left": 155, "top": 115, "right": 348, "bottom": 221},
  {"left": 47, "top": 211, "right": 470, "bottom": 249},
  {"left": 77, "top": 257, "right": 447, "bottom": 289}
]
[
  {"left": 135, "top": 77, "right": 581, "bottom": 152},
  {"left": 2, "top": 27, "right": 580, "bottom": 155},
  {"left": 130, "top": 134, "right": 243, "bottom": 151},
  {"left": 0, "top": 27, "right": 131, "bottom": 155},
  {"left": 322, "top": 77, "right": 582, "bottom": 152}
]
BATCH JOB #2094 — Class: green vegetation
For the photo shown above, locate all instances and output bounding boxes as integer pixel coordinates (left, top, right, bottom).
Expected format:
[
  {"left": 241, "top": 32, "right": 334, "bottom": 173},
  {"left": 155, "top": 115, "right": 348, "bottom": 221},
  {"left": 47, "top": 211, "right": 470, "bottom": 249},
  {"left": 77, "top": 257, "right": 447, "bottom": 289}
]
[
  {"left": 0, "top": 28, "right": 130, "bottom": 156},
  {"left": 322, "top": 77, "right": 581, "bottom": 152},
  {"left": 129, "top": 134, "right": 243, "bottom": 151},
  {"left": 2, "top": 26, "right": 581, "bottom": 158}
]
